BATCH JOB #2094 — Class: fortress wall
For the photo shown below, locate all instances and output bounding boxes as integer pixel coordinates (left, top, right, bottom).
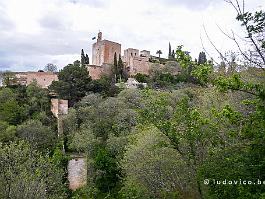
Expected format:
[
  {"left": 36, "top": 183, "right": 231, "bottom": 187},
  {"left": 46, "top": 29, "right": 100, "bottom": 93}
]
[
  {"left": 15, "top": 72, "right": 58, "bottom": 88},
  {"left": 130, "top": 56, "right": 151, "bottom": 76},
  {"left": 86, "top": 64, "right": 112, "bottom": 80}
]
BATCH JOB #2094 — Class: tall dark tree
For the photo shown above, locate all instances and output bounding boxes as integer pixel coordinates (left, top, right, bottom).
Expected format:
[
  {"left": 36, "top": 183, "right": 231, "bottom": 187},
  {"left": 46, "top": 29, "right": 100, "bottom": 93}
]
[
  {"left": 114, "top": 52, "right": 118, "bottom": 69},
  {"left": 81, "top": 49, "right": 85, "bottom": 66},
  {"left": 49, "top": 61, "right": 92, "bottom": 106},
  {"left": 168, "top": 42, "right": 172, "bottom": 59},
  {"left": 198, "top": 51, "right": 207, "bottom": 65},
  {"left": 119, "top": 54, "right": 128, "bottom": 81},
  {"left": 112, "top": 52, "right": 118, "bottom": 81},
  {"left": 85, "top": 54, "right": 89, "bottom": 64},
  {"left": 118, "top": 54, "right": 124, "bottom": 81},
  {"left": 172, "top": 50, "right": 175, "bottom": 59},
  {"left": 81, "top": 49, "right": 89, "bottom": 65}
]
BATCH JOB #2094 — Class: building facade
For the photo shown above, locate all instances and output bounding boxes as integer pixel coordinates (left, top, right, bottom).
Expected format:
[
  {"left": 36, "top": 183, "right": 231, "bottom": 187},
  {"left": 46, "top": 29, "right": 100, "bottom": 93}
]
[{"left": 87, "top": 32, "right": 153, "bottom": 79}]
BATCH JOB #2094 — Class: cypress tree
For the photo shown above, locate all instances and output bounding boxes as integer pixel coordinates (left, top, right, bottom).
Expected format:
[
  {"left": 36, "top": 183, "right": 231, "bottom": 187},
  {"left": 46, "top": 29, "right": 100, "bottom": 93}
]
[
  {"left": 168, "top": 42, "right": 172, "bottom": 59},
  {"left": 85, "top": 54, "right": 89, "bottom": 64},
  {"left": 172, "top": 50, "right": 175, "bottom": 59},
  {"left": 113, "top": 52, "right": 118, "bottom": 81},
  {"left": 81, "top": 49, "right": 85, "bottom": 66},
  {"left": 118, "top": 54, "right": 124, "bottom": 81},
  {"left": 198, "top": 52, "right": 207, "bottom": 65}
]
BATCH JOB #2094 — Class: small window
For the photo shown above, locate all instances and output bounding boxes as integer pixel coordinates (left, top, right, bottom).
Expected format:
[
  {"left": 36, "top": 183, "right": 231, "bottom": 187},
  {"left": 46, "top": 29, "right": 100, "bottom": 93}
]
[
  {"left": 44, "top": 79, "right": 46, "bottom": 81},
  {"left": 135, "top": 53, "right": 136, "bottom": 56},
  {"left": 131, "top": 53, "right": 133, "bottom": 56}
]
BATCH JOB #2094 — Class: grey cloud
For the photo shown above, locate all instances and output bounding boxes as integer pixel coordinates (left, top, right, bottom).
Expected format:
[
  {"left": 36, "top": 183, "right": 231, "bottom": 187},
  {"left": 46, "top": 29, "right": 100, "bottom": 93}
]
[
  {"left": 157, "top": 0, "right": 216, "bottom": 10},
  {"left": 0, "top": 29, "right": 90, "bottom": 54},
  {"left": 39, "top": 13, "right": 69, "bottom": 30},
  {"left": 0, "top": 15, "right": 15, "bottom": 31},
  {"left": 0, "top": 4, "right": 15, "bottom": 31},
  {"left": 68, "top": 0, "right": 109, "bottom": 8},
  {"left": 0, "top": 58, "right": 12, "bottom": 71},
  {"left": 0, "top": 28, "right": 91, "bottom": 70},
  {"left": 0, "top": 51, "right": 81, "bottom": 71}
]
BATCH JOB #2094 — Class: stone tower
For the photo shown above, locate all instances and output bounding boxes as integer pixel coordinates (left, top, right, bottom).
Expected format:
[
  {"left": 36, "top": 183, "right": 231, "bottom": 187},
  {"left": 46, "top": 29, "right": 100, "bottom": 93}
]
[
  {"left": 97, "top": 31, "right": 102, "bottom": 42},
  {"left": 92, "top": 32, "right": 121, "bottom": 66}
]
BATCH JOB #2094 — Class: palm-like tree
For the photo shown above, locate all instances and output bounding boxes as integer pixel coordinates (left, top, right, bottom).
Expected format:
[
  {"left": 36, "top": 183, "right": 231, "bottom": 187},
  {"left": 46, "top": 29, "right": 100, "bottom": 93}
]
[{"left": 156, "top": 50, "right": 162, "bottom": 58}]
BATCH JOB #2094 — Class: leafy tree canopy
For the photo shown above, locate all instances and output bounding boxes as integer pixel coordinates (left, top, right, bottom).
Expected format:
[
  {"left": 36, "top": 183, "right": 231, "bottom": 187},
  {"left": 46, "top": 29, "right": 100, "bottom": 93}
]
[{"left": 49, "top": 61, "right": 92, "bottom": 106}]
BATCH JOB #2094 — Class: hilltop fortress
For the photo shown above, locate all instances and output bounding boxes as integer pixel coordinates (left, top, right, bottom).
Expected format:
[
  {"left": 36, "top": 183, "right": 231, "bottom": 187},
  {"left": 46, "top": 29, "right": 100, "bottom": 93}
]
[
  {"left": 4, "top": 32, "right": 180, "bottom": 88},
  {"left": 86, "top": 31, "right": 152, "bottom": 79}
]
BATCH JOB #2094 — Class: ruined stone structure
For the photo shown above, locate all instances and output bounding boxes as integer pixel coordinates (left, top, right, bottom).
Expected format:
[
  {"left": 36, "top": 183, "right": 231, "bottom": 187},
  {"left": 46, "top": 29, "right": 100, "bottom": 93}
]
[
  {"left": 68, "top": 156, "right": 87, "bottom": 190},
  {"left": 51, "top": 99, "right": 68, "bottom": 118},
  {"left": 86, "top": 32, "right": 153, "bottom": 79},
  {"left": 15, "top": 72, "right": 58, "bottom": 88},
  {"left": 51, "top": 98, "right": 68, "bottom": 139}
]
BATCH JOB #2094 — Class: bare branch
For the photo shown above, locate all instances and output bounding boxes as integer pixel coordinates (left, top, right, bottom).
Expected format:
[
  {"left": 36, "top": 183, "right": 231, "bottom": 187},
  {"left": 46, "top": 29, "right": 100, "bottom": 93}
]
[
  {"left": 242, "top": 0, "right": 245, "bottom": 15},
  {"left": 200, "top": 33, "right": 219, "bottom": 65},
  {"left": 235, "top": 0, "right": 242, "bottom": 15},
  {"left": 203, "top": 24, "right": 228, "bottom": 63},
  {"left": 231, "top": 30, "right": 264, "bottom": 70},
  {"left": 224, "top": 0, "right": 265, "bottom": 69},
  {"left": 216, "top": 23, "right": 234, "bottom": 40}
]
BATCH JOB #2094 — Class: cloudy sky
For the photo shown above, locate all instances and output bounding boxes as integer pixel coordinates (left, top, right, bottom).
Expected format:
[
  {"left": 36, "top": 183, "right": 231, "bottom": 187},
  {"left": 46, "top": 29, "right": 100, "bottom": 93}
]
[{"left": 0, "top": 0, "right": 264, "bottom": 71}]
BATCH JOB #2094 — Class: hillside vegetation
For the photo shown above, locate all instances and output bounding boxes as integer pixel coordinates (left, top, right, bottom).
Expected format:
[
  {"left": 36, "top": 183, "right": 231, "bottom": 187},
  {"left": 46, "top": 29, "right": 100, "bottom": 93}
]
[{"left": 0, "top": 2, "right": 264, "bottom": 199}]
